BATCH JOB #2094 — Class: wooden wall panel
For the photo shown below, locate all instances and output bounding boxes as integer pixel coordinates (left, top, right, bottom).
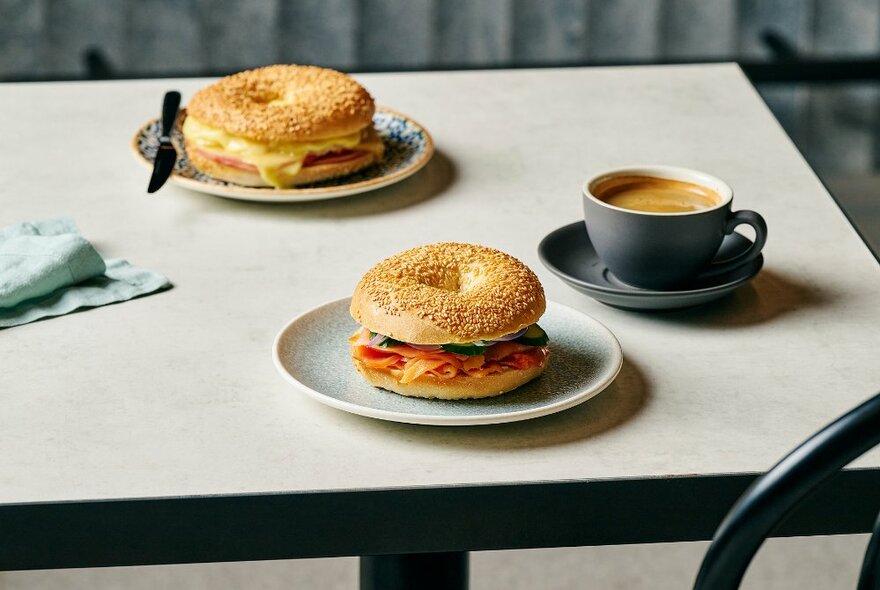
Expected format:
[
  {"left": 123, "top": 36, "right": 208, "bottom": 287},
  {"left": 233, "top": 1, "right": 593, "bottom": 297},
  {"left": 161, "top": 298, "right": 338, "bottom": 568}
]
[
  {"left": 512, "top": 0, "right": 587, "bottom": 65},
  {"left": 435, "top": 0, "right": 514, "bottom": 66},
  {"left": 126, "top": 0, "right": 204, "bottom": 75},
  {"left": 279, "top": 0, "right": 359, "bottom": 70},
  {"left": 0, "top": 0, "right": 46, "bottom": 78},
  {"left": 360, "top": 0, "right": 435, "bottom": 69},
  {"left": 200, "top": 0, "right": 279, "bottom": 72},
  {"left": 44, "top": 0, "right": 127, "bottom": 77},
  {"left": 807, "top": 0, "right": 880, "bottom": 173},
  {"left": 587, "top": 0, "right": 661, "bottom": 61},
  {"left": 661, "top": 0, "right": 737, "bottom": 59}
]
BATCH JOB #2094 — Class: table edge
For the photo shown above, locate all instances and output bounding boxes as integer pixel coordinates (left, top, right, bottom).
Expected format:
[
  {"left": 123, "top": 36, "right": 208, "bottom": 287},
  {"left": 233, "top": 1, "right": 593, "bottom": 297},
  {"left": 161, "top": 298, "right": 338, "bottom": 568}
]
[
  {"left": 732, "top": 62, "right": 880, "bottom": 264},
  {"left": 2, "top": 468, "right": 878, "bottom": 571}
]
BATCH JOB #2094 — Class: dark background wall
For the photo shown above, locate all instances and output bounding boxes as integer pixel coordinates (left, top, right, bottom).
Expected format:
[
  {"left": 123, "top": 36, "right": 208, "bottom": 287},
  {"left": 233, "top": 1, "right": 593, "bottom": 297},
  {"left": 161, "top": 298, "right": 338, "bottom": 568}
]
[{"left": 2, "top": 0, "right": 879, "bottom": 177}]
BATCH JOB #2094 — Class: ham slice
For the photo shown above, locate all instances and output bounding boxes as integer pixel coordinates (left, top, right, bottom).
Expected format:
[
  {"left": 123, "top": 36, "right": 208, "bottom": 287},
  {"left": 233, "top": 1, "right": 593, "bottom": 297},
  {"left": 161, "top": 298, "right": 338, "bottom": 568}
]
[
  {"left": 196, "top": 149, "right": 259, "bottom": 172},
  {"left": 303, "top": 150, "right": 364, "bottom": 166},
  {"left": 196, "top": 148, "right": 366, "bottom": 173}
]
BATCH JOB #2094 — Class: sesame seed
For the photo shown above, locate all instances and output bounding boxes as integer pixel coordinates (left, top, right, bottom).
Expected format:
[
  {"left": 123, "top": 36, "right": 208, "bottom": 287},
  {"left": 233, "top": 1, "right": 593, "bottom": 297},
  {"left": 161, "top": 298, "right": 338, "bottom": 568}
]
[
  {"left": 186, "top": 64, "right": 375, "bottom": 143},
  {"left": 355, "top": 243, "right": 546, "bottom": 339}
]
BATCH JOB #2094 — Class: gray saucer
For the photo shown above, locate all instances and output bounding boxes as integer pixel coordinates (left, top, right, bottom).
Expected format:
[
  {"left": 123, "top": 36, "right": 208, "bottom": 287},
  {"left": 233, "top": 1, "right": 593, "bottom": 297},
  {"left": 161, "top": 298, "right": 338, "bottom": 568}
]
[{"left": 538, "top": 221, "right": 763, "bottom": 311}]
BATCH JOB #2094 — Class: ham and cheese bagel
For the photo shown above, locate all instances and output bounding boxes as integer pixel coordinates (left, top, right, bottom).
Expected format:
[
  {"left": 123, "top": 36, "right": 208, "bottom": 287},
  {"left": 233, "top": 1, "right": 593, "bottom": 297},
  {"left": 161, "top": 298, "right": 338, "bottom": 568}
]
[
  {"left": 182, "top": 65, "right": 385, "bottom": 188},
  {"left": 349, "top": 243, "right": 549, "bottom": 400}
]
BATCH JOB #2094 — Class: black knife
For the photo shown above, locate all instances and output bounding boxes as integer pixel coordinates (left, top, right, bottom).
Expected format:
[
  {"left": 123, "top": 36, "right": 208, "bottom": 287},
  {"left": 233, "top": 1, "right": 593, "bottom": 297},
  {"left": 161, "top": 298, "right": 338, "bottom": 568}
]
[{"left": 147, "top": 91, "right": 181, "bottom": 193}]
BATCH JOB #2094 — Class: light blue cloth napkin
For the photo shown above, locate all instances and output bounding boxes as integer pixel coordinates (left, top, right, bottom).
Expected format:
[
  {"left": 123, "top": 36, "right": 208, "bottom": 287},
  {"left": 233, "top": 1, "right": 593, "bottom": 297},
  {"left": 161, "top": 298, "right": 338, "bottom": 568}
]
[{"left": 0, "top": 217, "right": 171, "bottom": 328}]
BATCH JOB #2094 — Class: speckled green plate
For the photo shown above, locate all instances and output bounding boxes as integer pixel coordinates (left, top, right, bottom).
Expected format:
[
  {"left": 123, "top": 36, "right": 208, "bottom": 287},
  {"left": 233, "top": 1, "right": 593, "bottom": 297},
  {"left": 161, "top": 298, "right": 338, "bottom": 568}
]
[{"left": 272, "top": 298, "right": 623, "bottom": 426}]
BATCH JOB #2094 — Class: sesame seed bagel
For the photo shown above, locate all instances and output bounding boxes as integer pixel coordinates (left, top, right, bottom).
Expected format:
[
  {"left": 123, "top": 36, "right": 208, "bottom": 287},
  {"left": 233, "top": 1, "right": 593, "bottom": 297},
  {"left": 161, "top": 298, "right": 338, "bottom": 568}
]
[
  {"left": 186, "top": 65, "right": 375, "bottom": 143},
  {"left": 353, "top": 354, "right": 549, "bottom": 400},
  {"left": 351, "top": 243, "right": 546, "bottom": 345}
]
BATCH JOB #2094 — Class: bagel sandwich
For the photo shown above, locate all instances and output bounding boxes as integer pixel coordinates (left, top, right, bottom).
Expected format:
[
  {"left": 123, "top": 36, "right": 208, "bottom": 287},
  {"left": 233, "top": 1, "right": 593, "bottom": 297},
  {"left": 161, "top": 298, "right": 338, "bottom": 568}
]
[
  {"left": 181, "top": 65, "right": 385, "bottom": 188},
  {"left": 349, "top": 243, "right": 550, "bottom": 400}
]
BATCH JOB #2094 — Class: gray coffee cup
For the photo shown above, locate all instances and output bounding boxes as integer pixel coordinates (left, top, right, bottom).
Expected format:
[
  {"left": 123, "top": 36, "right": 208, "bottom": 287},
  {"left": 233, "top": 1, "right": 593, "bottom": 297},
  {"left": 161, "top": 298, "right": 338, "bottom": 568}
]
[{"left": 583, "top": 166, "right": 767, "bottom": 290}]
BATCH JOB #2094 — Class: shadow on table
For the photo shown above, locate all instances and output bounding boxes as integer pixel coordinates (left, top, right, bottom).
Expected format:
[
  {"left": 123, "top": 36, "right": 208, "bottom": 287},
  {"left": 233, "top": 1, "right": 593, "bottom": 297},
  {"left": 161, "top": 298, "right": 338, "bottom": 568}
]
[
  {"left": 369, "top": 358, "right": 650, "bottom": 449},
  {"left": 179, "top": 149, "right": 456, "bottom": 219},
  {"left": 626, "top": 268, "right": 831, "bottom": 329}
]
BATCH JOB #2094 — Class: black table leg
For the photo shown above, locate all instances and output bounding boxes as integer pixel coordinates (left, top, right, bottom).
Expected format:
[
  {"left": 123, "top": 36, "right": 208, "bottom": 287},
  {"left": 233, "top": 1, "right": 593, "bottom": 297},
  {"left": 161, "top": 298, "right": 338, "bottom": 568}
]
[{"left": 360, "top": 552, "right": 469, "bottom": 590}]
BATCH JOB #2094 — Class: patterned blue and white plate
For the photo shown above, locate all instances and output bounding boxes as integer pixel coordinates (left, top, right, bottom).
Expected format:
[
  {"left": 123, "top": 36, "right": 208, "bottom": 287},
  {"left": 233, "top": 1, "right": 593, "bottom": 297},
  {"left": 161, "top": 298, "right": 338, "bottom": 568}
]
[
  {"left": 132, "top": 107, "right": 434, "bottom": 202},
  {"left": 273, "top": 298, "right": 623, "bottom": 426}
]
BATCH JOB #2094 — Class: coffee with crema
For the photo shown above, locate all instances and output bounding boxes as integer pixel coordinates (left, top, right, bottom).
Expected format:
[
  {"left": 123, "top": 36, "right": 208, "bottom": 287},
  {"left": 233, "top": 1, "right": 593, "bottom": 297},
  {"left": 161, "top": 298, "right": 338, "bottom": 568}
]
[
  {"left": 584, "top": 166, "right": 767, "bottom": 289},
  {"left": 593, "top": 175, "right": 722, "bottom": 213}
]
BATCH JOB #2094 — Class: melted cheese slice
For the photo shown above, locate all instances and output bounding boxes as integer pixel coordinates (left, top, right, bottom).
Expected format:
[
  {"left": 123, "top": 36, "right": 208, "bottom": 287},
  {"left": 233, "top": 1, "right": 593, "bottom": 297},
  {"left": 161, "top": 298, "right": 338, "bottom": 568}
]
[{"left": 182, "top": 115, "right": 383, "bottom": 187}]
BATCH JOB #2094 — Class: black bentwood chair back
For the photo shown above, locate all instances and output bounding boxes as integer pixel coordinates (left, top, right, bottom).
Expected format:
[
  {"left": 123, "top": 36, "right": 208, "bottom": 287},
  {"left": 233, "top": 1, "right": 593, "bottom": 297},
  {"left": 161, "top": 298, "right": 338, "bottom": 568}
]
[{"left": 693, "top": 391, "right": 880, "bottom": 590}]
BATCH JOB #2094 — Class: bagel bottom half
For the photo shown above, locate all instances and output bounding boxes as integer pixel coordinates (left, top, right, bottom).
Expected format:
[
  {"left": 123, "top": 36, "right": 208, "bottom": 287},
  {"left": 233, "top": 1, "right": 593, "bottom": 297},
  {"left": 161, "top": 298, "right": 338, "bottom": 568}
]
[
  {"left": 352, "top": 353, "right": 549, "bottom": 400},
  {"left": 185, "top": 140, "right": 379, "bottom": 187}
]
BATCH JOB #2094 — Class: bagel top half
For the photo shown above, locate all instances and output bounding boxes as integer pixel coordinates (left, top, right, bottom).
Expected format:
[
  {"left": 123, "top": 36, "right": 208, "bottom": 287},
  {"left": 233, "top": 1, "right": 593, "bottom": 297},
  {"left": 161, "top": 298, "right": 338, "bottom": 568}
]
[
  {"left": 185, "top": 64, "right": 375, "bottom": 143},
  {"left": 351, "top": 243, "right": 546, "bottom": 345}
]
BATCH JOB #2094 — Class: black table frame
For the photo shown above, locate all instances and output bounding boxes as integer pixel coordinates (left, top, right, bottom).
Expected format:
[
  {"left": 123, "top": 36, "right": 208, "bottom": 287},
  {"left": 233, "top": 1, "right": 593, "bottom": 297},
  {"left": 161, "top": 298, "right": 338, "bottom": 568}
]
[{"left": 3, "top": 470, "right": 879, "bottom": 577}]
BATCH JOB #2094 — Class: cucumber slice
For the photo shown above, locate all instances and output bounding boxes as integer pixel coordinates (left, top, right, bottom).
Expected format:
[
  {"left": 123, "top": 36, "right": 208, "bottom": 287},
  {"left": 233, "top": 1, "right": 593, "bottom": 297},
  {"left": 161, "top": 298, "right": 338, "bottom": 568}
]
[
  {"left": 441, "top": 343, "right": 489, "bottom": 356},
  {"left": 515, "top": 324, "right": 549, "bottom": 346}
]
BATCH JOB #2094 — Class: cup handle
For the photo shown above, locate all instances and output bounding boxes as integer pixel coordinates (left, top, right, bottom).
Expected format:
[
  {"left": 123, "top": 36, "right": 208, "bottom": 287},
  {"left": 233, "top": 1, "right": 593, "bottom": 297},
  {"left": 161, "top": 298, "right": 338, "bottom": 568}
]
[{"left": 701, "top": 210, "right": 768, "bottom": 277}]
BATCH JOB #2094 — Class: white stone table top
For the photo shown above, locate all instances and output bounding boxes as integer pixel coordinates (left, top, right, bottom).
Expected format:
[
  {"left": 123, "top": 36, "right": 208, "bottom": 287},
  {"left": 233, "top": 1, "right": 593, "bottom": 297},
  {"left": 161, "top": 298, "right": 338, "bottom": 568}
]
[{"left": 1, "top": 64, "right": 879, "bottom": 509}]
